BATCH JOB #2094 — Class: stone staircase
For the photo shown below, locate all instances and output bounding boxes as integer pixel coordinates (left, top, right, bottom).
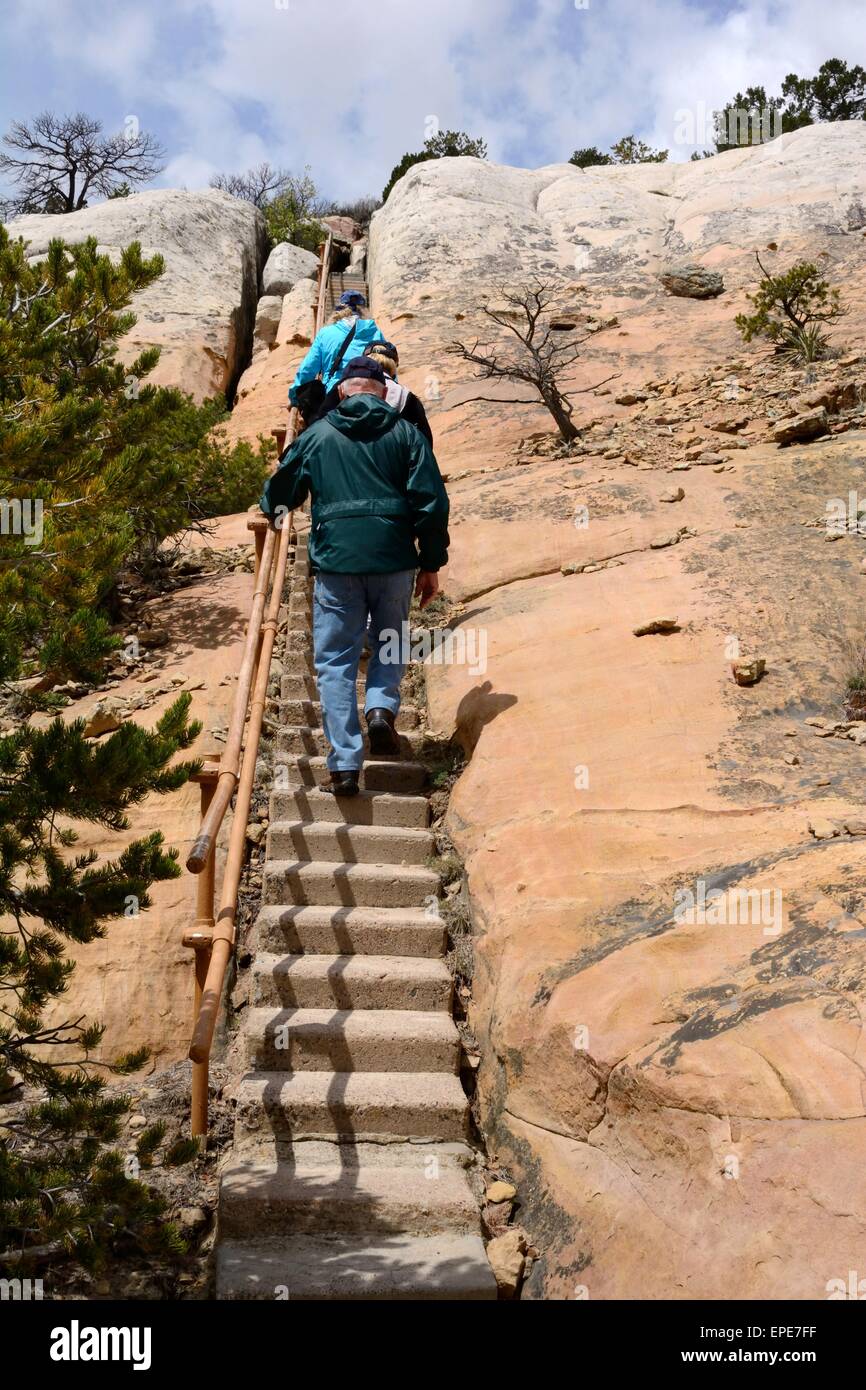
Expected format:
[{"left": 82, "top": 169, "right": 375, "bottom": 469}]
[
  {"left": 215, "top": 533, "right": 496, "bottom": 1300},
  {"left": 323, "top": 268, "right": 369, "bottom": 318}
]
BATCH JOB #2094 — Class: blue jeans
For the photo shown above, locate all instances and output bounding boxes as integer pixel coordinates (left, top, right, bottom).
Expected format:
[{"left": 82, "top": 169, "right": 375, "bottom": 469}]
[{"left": 312, "top": 570, "right": 416, "bottom": 771}]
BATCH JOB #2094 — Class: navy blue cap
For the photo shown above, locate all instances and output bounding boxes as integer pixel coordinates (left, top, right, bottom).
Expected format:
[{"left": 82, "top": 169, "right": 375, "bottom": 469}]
[
  {"left": 338, "top": 290, "right": 367, "bottom": 309},
  {"left": 339, "top": 355, "right": 386, "bottom": 383},
  {"left": 365, "top": 339, "right": 399, "bottom": 364}
]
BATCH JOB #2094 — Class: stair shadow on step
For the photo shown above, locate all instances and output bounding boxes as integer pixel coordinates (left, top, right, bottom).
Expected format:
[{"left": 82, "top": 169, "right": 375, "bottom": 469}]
[
  {"left": 271, "top": 955, "right": 356, "bottom": 1010},
  {"left": 218, "top": 1226, "right": 494, "bottom": 1298},
  {"left": 259, "top": 1010, "right": 357, "bottom": 1072},
  {"left": 267, "top": 906, "right": 439, "bottom": 955},
  {"left": 223, "top": 1137, "right": 481, "bottom": 1242},
  {"left": 279, "top": 863, "right": 371, "bottom": 908},
  {"left": 276, "top": 824, "right": 386, "bottom": 865}
]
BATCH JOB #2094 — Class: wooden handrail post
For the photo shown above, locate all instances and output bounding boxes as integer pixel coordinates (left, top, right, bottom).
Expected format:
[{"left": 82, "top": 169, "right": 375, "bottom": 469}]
[
  {"left": 191, "top": 760, "right": 220, "bottom": 929},
  {"left": 313, "top": 237, "right": 326, "bottom": 335},
  {"left": 248, "top": 516, "right": 269, "bottom": 585},
  {"left": 186, "top": 760, "right": 220, "bottom": 1141},
  {"left": 190, "top": 947, "right": 211, "bottom": 1141}
]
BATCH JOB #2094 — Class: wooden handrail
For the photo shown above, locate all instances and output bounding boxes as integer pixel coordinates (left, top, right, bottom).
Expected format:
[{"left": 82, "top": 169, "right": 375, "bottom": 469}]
[
  {"left": 317, "top": 231, "right": 334, "bottom": 333},
  {"left": 186, "top": 524, "right": 277, "bottom": 874},
  {"left": 184, "top": 230, "right": 334, "bottom": 1139},
  {"left": 189, "top": 511, "right": 294, "bottom": 1068}
]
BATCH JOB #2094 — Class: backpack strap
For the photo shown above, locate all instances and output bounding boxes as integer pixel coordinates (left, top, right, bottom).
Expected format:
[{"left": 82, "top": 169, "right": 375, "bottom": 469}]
[{"left": 328, "top": 319, "right": 358, "bottom": 380}]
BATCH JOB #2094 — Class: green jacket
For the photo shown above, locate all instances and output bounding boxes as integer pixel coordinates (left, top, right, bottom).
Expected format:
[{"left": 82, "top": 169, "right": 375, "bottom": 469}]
[{"left": 260, "top": 395, "right": 450, "bottom": 574}]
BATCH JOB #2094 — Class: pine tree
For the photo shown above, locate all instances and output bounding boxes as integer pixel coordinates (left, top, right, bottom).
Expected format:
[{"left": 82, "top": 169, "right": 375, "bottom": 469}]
[
  {"left": 715, "top": 58, "right": 866, "bottom": 152},
  {"left": 735, "top": 253, "right": 845, "bottom": 363},
  {"left": 569, "top": 145, "right": 613, "bottom": 168},
  {"left": 570, "top": 136, "right": 667, "bottom": 167},
  {"left": 382, "top": 131, "right": 488, "bottom": 202},
  {"left": 0, "top": 694, "right": 202, "bottom": 1269},
  {"left": 0, "top": 226, "right": 269, "bottom": 684}
]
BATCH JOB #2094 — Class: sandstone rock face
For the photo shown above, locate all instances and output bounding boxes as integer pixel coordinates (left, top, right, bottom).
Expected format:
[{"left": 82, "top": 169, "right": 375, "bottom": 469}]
[
  {"left": 261, "top": 241, "right": 318, "bottom": 296},
  {"left": 7, "top": 189, "right": 267, "bottom": 401},
  {"left": 252, "top": 294, "right": 285, "bottom": 356},
  {"left": 322, "top": 214, "right": 360, "bottom": 244},
  {"left": 225, "top": 278, "right": 319, "bottom": 443},
  {"left": 363, "top": 122, "right": 866, "bottom": 1300},
  {"left": 349, "top": 237, "right": 368, "bottom": 272}
]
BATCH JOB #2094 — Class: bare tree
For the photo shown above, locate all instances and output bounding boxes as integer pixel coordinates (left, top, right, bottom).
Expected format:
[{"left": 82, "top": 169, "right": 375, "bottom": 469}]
[
  {"left": 0, "top": 111, "right": 165, "bottom": 216},
  {"left": 448, "top": 280, "right": 617, "bottom": 441},
  {"left": 209, "top": 162, "right": 293, "bottom": 209}
]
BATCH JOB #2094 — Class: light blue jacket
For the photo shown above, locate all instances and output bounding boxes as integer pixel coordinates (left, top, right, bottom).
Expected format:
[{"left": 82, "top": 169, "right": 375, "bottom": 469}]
[{"left": 289, "top": 317, "right": 383, "bottom": 401}]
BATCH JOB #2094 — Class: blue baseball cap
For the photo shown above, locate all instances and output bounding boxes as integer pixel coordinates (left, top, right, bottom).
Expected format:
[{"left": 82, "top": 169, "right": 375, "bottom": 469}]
[{"left": 338, "top": 290, "right": 367, "bottom": 309}]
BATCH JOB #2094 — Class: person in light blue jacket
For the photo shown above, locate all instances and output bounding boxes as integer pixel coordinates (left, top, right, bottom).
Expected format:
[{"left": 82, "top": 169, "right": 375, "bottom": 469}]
[{"left": 289, "top": 290, "right": 383, "bottom": 407}]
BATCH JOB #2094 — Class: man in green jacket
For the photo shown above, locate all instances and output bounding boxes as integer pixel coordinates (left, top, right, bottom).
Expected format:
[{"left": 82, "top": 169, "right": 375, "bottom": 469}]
[{"left": 260, "top": 356, "right": 450, "bottom": 797}]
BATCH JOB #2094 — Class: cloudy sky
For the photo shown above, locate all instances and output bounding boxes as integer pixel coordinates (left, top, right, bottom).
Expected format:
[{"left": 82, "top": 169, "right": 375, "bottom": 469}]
[{"left": 1, "top": 0, "right": 865, "bottom": 203}]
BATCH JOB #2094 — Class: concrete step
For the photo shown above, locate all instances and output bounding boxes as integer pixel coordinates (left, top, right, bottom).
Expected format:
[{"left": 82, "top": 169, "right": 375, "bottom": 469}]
[
  {"left": 277, "top": 756, "right": 428, "bottom": 793},
  {"left": 217, "top": 1232, "right": 495, "bottom": 1300},
  {"left": 250, "top": 952, "right": 453, "bottom": 1011},
  {"left": 235, "top": 1070, "right": 469, "bottom": 1141},
  {"left": 219, "top": 1148, "right": 480, "bottom": 1238},
  {"left": 276, "top": 727, "right": 423, "bottom": 759},
  {"left": 279, "top": 699, "right": 419, "bottom": 730},
  {"left": 254, "top": 905, "right": 445, "bottom": 958},
  {"left": 263, "top": 859, "right": 439, "bottom": 909},
  {"left": 280, "top": 672, "right": 368, "bottom": 699},
  {"left": 266, "top": 821, "right": 434, "bottom": 866},
  {"left": 286, "top": 629, "right": 313, "bottom": 654},
  {"left": 281, "top": 648, "right": 376, "bottom": 678},
  {"left": 270, "top": 786, "right": 429, "bottom": 829},
  {"left": 244, "top": 1006, "right": 460, "bottom": 1072}
]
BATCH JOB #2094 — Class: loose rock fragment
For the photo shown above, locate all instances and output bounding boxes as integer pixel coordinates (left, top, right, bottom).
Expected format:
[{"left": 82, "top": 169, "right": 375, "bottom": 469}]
[
  {"left": 731, "top": 658, "right": 766, "bottom": 686},
  {"left": 486, "top": 1181, "right": 517, "bottom": 1204},
  {"left": 659, "top": 264, "right": 725, "bottom": 299},
  {"left": 486, "top": 1228, "right": 527, "bottom": 1298},
  {"left": 773, "top": 408, "right": 828, "bottom": 445},
  {"left": 808, "top": 818, "right": 839, "bottom": 840},
  {"left": 83, "top": 696, "right": 127, "bottom": 737},
  {"left": 633, "top": 617, "right": 680, "bottom": 636}
]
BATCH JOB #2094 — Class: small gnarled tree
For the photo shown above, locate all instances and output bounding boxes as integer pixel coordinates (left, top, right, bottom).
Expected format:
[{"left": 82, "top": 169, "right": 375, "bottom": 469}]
[{"left": 448, "top": 280, "right": 617, "bottom": 441}]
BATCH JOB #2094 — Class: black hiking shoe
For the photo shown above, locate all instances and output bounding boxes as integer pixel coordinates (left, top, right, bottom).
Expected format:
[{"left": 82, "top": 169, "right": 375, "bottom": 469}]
[
  {"left": 366, "top": 707, "right": 401, "bottom": 757},
  {"left": 326, "top": 770, "right": 360, "bottom": 797}
]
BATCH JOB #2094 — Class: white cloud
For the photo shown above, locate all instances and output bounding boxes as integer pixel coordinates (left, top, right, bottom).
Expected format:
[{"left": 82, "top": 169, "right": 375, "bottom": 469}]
[{"left": 2, "top": 0, "right": 865, "bottom": 199}]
